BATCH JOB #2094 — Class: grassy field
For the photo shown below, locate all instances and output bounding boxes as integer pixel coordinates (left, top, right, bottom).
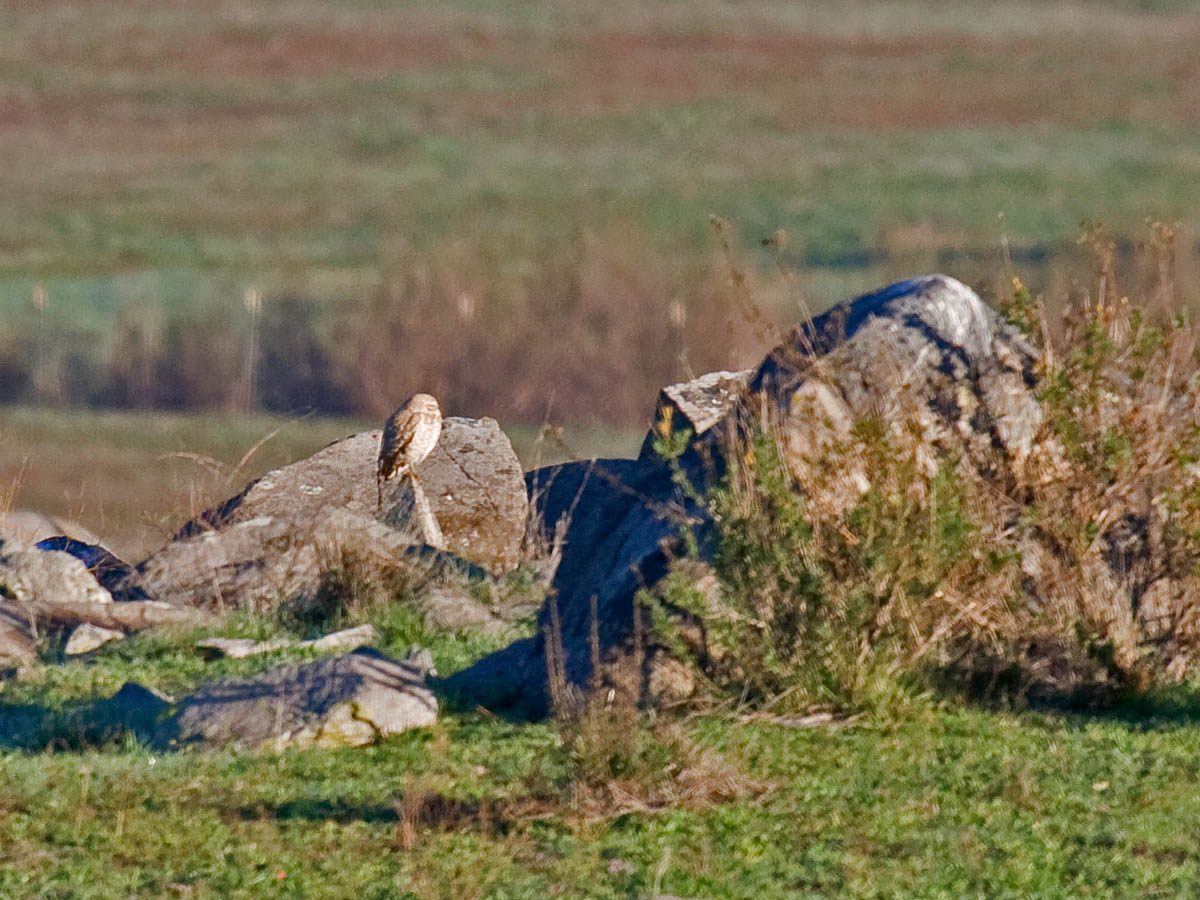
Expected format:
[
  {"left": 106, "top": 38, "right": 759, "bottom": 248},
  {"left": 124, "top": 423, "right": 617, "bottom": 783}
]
[
  {"left": 2, "top": 0, "right": 1200, "bottom": 423},
  {"left": 6, "top": 5, "right": 1200, "bottom": 896},
  {"left": 3, "top": 609, "right": 1200, "bottom": 899},
  {"left": 2, "top": 0, "right": 1199, "bottom": 281}
]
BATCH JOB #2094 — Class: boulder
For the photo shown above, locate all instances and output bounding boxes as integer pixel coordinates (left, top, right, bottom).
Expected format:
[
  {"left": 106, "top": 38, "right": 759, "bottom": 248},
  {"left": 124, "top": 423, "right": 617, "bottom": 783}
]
[
  {"left": 0, "top": 537, "right": 113, "bottom": 606},
  {"left": 446, "top": 453, "right": 705, "bottom": 717},
  {"left": 445, "top": 274, "right": 1052, "bottom": 717},
  {"left": 748, "top": 273, "right": 1046, "bottom": 491},
  {"left": 381, "top": 416, "right": 527, "bottom": 572},
  {"left": 136, "top": 506, "right": 496, "bottom": 620},
  {"left": 171, "top": 416, "right": 527, "bottom": 575},
  {"left": 138, "top": 513, "right": 325, "bottom": 612},
  {"left": 416, "top": 583, "right": 508, "bottom": 636},
  {"left": 64, "top": 623, "right": 124, "bottom": 656},
  {"left": 154, "top": 648, "right": 437, "bottom": 751}
]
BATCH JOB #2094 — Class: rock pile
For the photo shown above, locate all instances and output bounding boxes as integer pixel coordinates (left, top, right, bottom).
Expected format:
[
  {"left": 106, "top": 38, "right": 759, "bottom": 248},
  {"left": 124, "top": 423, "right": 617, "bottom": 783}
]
[
  {"left": 442, "top": 275, "right": 1058, "bottom": 716},
  {"left": 7, "top": 273, "right": 1177, "bottom": 748}
]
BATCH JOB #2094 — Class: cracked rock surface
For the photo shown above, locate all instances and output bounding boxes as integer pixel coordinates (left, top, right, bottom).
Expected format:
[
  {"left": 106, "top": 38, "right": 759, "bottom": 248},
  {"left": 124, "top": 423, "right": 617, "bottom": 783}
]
[
  {"left": 153, "top": 648, "right": 437, "bottom": 751},
  {"left": 142, "top": 416, "right": 527, "bottom": 607}
]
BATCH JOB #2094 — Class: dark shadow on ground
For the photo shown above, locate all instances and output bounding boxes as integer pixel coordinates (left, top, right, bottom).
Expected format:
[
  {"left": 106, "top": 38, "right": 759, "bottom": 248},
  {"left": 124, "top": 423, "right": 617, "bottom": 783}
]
[
  {"left": 228, "top": 793, "right": 513, "bottom": 834},
  {"left": 0, "top": 702, "right": 56, "bottom": 750},
  {"left": 1033, "top": 684, "right": 1200, "bottom": 731},
  {"left": 0, "top": 682, "right": 169, "bottom": 751}
]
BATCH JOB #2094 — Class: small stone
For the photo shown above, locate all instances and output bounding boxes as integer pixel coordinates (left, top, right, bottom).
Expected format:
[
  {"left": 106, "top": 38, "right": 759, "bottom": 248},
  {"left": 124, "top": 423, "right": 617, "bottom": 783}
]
[
  {"left": 308, "top": 624, "right": 380, "bottom": 653},
  {"left": 417, "top": 582, "right": 507, "bottom": 635},
  {"left": 194, "top": 637, "right": 290, "bottom": 659},
  {"left": 645, "top": 652, "right": 696, "bottom": 703},
  {"left": 404, "top": 646, "right": 437, "bottom": 678},
  {"left": 65, "top": 623, "right": 124, "bottom": 656},
  {"left": 606, "top": 858, "right": 635, "bottom": 875}
]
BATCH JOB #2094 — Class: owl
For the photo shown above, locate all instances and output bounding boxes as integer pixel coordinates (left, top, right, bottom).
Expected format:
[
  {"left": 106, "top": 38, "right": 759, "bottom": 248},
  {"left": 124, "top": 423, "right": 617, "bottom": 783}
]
[{"left": 376, "top": 393, "right": 442, "bottom": 509}]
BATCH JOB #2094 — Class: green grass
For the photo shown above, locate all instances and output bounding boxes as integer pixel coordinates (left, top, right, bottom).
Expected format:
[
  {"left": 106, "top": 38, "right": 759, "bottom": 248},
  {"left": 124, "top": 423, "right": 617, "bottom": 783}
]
[{"left": 5, "top": 615, "right": 1200, "bottom": 900}]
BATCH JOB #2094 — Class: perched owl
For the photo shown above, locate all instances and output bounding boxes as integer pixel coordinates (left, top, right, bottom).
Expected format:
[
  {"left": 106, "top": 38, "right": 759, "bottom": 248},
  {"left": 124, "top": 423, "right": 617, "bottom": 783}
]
[{"left": 376, "top": 393, "right": 442, "bottom": 509}]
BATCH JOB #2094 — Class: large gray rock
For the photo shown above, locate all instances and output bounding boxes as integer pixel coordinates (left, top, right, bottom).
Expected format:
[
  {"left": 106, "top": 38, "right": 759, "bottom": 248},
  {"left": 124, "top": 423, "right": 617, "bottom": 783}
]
[
  {"left": 154, "top": 649, "right": 437, "bottom": 751},
  {"left": 0, "top": 537, "right": 113, "bottom": 606},
  {"left": 137, "top": 506, "right": 495, "bottom": 621},
  {"left": 171, "top": 416, "right": 526, "bottom": 575},
  {"left": 139, "top": 512, "right": 326, "bottom": 611},
  {"left": 749, "top": 273, "right": 1046, "bottom": 492},
  {"left": 445, "top": 274, "right": 1051, "bottom": 717}
]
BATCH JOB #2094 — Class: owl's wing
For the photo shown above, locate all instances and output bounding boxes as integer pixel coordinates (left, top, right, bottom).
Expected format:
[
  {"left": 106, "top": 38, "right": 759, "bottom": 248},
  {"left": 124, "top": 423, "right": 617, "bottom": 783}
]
[{"left": 378, "top": 412, "right": 416, "bottom": 479}]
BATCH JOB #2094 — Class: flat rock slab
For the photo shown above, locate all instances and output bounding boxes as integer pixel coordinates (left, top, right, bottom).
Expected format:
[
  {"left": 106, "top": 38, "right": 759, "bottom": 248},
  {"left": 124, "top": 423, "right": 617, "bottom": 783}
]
[
  {"left": 154, "top": 648, "right": 437, "bottom": 751},
  {"left": 170, "top": 417, "right": 526, "bottom": 574},
  {"left": 196, "top": 624, "right": 380, "bottom": 659}
]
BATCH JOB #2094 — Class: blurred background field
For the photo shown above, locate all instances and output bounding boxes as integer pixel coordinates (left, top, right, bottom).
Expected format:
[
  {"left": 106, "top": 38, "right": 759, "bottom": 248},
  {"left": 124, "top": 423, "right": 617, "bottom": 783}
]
[{"left": 3, "top": 0, "right": 1200, "bottom": 543}]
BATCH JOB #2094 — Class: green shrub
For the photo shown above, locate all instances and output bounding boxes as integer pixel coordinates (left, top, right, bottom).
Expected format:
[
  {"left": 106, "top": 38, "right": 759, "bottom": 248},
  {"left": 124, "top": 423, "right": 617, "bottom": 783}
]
[{"left": 648, "top": 410, "right": 1021, "bottom": 715}]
